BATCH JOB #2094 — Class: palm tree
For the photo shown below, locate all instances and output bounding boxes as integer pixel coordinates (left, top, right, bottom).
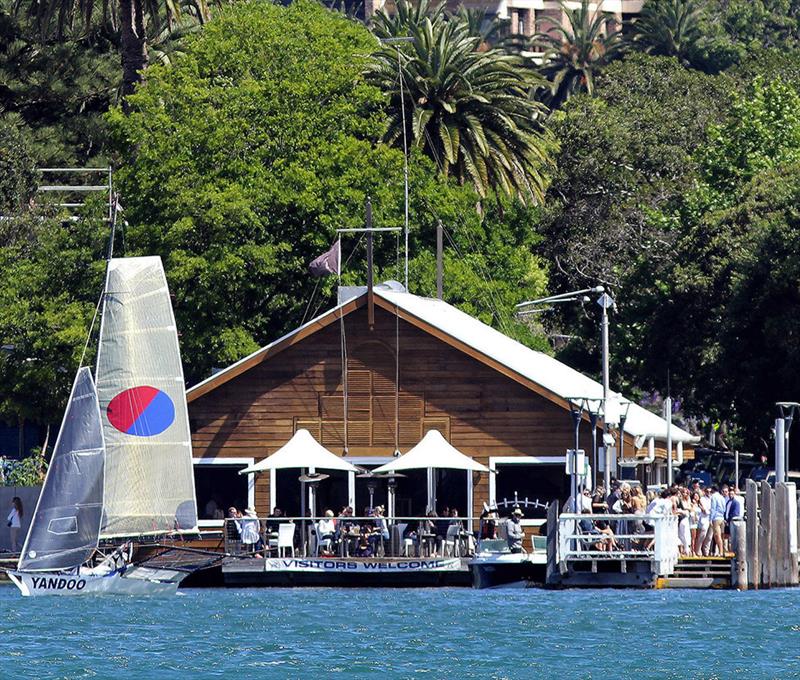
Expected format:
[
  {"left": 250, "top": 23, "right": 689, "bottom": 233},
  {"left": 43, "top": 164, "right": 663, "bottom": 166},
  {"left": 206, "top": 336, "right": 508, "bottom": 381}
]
[
  {"left": 628, "top": 0, "right": 703, "bottom": 67},
  {"left": 15, "top": 0, "right": 210, "bottom": 100},
  {"left": 368, "top": 1, "right": 551, "bottom": 204},
  {"left": 532, "top": 0, "right": 623, "bottom": 107}
]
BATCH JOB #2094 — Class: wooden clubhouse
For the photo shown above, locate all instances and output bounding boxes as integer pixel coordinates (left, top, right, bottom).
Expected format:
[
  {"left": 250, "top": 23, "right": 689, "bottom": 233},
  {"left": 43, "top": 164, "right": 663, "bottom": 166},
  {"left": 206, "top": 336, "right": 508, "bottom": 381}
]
[{"left": 186, "top": 282, "right": 697, "bottom": 534}]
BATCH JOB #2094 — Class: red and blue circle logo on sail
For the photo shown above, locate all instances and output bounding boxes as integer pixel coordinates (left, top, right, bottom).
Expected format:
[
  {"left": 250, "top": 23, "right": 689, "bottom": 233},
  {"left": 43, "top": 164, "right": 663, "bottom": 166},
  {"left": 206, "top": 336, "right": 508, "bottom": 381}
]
[{"left": 107, "top": 386, "right": 175, "bottom": 437}]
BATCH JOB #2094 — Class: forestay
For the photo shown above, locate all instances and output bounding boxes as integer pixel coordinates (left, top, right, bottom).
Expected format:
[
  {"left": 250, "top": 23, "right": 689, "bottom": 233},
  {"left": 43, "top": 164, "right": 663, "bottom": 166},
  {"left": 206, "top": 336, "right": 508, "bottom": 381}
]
[
  {"left": 95, "top": 257, "right": 198, "bottom": 538},
  {"left": 18, "top": 367, "right": 104, "bottom": 571}
]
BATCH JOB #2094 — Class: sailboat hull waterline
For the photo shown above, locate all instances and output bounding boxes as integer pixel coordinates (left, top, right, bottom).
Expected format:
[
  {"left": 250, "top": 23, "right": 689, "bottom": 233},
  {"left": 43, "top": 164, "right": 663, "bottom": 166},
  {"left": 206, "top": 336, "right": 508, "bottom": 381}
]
[{"left": 7, "top": 566, "right": 185, "bottom": 597}]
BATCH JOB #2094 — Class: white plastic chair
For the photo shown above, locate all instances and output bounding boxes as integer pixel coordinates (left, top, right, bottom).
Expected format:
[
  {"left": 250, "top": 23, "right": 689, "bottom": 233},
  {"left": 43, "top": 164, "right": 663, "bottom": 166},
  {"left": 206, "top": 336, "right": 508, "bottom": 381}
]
[
  {"left": 314, "top": 523, "right": 333, "bottom": 556},
  {"left": 277, "top": 523, "right": 295, "bottom": 557},
  {"left": 443, "top": 525, "right": 460, "bottom": 556},
  {"left": 396, "top": 522, "right": 413, "bottom": 557}
]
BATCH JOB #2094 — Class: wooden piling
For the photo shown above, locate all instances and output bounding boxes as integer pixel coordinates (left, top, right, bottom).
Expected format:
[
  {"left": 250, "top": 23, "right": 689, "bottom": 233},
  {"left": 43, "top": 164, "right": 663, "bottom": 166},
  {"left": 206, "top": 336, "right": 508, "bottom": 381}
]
[
  {"left": 790, "top": 483, "right": 800, "bottom": 587},
  {"left": 776, "top": 484, "right": 787, "bottom": 587},
  {"left": 731, "top": 519, "right": 747, "bottom": 590},
  {"left": 760, "top": 481, "right": 772, "bottom": 588},
  {"left": 746, "top": 479, "right": 759, "bottom": 589},
  {"left": 546, "top": 501, "right": 559, "bottom": 586}
]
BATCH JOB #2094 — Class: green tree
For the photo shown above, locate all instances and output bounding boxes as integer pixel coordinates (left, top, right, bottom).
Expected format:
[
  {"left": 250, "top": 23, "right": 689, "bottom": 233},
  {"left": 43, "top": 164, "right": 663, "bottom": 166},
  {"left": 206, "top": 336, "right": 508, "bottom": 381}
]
[
  {"left": 629, "top": 0, "right": 703, "bottom": 67},
  {"left": 368, "top": 0, "right": 552, "bottom": 204},
  {"left": 108, "top": 0, "right": 550, "bottom": 384},
  {"left": 0, "top": 0, "right": 119, "bottom": 166},
  {"left": 13, "top": 0, "right": 208, "bottom": 99},
  {"left": 0, "top": 202, "right": 108, "bottom": 433},
  {"left": 616, "top": 78, "right": 800, "bottom": 446},
  {"left": 0, "top": 117, "right": 38, "bottom": 214},
  {"left": 532, "top": 0, "right": 623, "bottom": 107}
]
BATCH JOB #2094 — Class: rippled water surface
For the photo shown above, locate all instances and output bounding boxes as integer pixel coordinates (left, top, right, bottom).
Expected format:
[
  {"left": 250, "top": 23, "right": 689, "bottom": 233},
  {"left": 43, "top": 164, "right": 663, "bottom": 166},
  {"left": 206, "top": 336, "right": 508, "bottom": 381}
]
[{"left": 2, "top": 584, "right": 800, "bottom": 678}]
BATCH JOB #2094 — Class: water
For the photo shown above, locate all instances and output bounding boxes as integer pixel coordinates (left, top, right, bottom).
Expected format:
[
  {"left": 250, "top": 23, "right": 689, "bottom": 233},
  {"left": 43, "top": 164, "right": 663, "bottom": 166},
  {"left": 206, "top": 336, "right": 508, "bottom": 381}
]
[{"left": 1, "top": 584, "right": 799, "bottom": 679}]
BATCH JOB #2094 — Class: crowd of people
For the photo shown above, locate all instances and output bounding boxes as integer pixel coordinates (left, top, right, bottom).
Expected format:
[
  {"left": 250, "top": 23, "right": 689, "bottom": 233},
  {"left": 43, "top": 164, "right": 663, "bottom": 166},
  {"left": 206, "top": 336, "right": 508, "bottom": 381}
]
[
  {"left": 224, "top": 504, "right": 473, "bottom": 558},
  {"left": 571, "top": 480, "right": 745, "bottom": 557}
]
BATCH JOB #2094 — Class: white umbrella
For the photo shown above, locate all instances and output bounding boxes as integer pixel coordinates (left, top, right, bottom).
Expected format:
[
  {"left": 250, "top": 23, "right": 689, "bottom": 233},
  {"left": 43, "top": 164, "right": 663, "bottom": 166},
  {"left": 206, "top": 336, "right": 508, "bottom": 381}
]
[
  {"left": 372, "top": 429, "right": 490, "bottom": 474},
  {"left": 239, "top": 429, "right": 359, "bottom": 555},
  {"left": 373, "top": 430, "right": 490, "bottom": 516},
  {"left": 239, "top": 429, "right": 359, "bottom": 475}
]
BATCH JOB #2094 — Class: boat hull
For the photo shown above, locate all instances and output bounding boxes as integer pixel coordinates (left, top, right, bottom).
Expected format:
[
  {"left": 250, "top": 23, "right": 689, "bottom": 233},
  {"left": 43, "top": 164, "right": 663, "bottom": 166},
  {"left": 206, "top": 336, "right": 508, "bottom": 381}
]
[
  {"left": 469, "top": 553, "right": 545, "bottom": 589},
  {"left": 7, "top": 566, "right": 186, "bottom": 597}
]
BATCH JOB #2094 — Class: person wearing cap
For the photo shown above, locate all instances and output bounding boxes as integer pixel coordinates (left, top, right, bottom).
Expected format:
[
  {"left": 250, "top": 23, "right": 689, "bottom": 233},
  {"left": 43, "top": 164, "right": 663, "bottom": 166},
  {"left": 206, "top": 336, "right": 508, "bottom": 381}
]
[
  {"left": 237, "top": 507, "right": 263, "bottom": 557},
  {"left": 506, "top": 508, "right": 525, "bottom": 553}
]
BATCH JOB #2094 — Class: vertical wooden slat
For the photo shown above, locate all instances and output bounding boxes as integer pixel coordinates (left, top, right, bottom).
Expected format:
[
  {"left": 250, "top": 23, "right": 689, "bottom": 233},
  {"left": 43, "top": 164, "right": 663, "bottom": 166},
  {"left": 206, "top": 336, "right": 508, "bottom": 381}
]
[{"left": 746, "top": 479, "right": 759, "bottom": 589}]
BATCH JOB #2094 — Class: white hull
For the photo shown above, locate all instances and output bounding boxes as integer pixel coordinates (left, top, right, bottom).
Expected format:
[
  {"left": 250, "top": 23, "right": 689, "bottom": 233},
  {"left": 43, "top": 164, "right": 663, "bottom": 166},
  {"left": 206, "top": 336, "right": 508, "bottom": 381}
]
[{"left": 7, "top": 566, "right": 186, "bottom": 597}]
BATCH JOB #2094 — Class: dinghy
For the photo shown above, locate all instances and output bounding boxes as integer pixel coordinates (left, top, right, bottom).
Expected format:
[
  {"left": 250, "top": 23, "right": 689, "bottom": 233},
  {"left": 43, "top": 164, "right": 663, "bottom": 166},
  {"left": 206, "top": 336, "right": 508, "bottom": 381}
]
[{"left": 8, "top": 257, "right": 214, "bottom": 596}]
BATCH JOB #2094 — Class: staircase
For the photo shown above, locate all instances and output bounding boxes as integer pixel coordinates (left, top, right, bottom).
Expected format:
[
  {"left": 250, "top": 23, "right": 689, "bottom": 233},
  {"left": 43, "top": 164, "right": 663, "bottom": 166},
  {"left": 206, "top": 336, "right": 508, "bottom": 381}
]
[{"left": 657, "top": 556, "right": 732, "bottom": 589}]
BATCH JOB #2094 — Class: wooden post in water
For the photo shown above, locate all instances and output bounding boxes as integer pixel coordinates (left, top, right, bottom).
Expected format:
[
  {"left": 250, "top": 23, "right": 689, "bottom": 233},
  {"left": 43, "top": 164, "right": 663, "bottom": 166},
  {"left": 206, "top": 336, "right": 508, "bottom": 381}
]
[
  {"left": 732, "top": 519, "right": 747, "bottom": 590},
  {"left": 545, "top": 501, "right": 559, "bottom": 586},
  {"left": 770, "top": 483, "right": 779, "bottom": 586},
  {"left": 776, "top": 484, "right": 787, "bottom": 587},
  {"left": 760, "top": 481, "right": 772, "bottom": 588},
  {"left": 790, "top": 483, "right": 799, "bottom": 586},
  {"left": 745, "top": 479, "right": 759, "bottom": 589}
]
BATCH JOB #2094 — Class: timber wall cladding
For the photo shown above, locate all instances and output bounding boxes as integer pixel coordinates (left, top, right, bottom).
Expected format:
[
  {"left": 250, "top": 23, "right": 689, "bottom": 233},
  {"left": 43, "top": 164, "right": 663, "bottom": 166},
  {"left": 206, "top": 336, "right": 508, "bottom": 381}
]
[{"left": 189, "top": 304, "right": 597, "bottom": 463}]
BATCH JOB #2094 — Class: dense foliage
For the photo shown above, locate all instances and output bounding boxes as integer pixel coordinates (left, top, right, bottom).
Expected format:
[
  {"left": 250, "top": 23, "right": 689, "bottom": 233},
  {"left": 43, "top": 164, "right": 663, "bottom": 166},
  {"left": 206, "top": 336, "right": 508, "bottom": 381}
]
[
  {"left": 5, "top": 0, "right": 800, "bottom": 456},
  {"left": 368, "top": 0, "right": 552, "bottom": 204},
  {"left": 107, "top": 0, "right": 549, "bottom": 384}
]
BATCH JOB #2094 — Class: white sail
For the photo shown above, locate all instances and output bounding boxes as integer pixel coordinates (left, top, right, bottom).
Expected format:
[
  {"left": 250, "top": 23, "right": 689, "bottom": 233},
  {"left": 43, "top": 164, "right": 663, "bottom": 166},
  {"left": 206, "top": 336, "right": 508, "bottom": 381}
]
[
  {"left": 18, "top": 367, "right": 104, "bottom": 572},
  {"left": 95, "top": 256, "right": 198, "bottom": 538}
]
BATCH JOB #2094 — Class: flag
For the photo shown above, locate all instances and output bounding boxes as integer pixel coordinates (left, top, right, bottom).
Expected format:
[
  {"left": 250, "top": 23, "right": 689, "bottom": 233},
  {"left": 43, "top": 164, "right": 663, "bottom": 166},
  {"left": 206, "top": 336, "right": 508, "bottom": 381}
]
[{"left": 309, "top": 240, "right": 340, "bottom": 277}]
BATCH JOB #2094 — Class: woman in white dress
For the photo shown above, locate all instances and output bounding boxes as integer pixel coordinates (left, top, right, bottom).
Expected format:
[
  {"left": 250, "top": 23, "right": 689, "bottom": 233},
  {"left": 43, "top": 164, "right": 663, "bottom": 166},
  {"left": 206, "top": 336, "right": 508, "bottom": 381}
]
[{"left": 7, "top": 496, "right": 22, "bottom": 552}]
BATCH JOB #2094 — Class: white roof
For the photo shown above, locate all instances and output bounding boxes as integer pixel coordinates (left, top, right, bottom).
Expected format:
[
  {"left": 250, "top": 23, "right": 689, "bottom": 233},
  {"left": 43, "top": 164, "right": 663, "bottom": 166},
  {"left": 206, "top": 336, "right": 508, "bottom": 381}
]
[
  {"left": 239, "top": 429, "right": 360, "bottom": 475},
  {"left": 372, "top": 429, "right": 491, "bottom": 473},
  {"left": 194, "top": 283, "right": 698, "bottom": 446},
  {"left": 376, "top": 286, "right": 698, "bottom": 445}
]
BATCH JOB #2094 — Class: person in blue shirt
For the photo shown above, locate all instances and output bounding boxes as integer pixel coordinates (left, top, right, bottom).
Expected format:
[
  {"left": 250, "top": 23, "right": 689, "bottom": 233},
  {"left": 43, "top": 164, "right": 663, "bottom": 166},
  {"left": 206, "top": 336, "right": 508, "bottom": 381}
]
[
  {"left": 709, "top": 485, "right": 729, "bottom": 556},
  {"left": 724, "top": 487, "right": 743, "bottom": 553}
]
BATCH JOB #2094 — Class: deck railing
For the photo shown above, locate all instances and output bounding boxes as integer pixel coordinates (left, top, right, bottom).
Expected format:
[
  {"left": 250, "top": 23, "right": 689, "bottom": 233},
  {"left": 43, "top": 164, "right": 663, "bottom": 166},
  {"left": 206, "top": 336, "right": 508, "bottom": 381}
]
[
  {"left": 557, "top": 513, "right": 680, "bottom": 577},
  {"left": 221, "top": 515, "right": 490, "bottom": 559}
]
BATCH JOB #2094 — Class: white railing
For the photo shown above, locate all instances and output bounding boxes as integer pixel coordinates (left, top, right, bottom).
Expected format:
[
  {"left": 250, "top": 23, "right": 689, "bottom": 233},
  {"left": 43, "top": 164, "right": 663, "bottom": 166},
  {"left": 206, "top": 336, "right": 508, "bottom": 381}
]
[
  {"left": 558, "top": 513, "right": 679, "bottom": 577},
  {"left": 222, "top": 515, "right": 480, "bottom": 559}
]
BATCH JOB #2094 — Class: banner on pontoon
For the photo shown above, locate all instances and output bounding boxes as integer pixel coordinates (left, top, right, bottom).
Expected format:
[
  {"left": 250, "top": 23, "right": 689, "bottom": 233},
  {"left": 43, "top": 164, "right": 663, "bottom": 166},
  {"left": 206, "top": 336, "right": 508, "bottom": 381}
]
[{"left": 263, "top": 558, "right": 463, "bottom": 572}]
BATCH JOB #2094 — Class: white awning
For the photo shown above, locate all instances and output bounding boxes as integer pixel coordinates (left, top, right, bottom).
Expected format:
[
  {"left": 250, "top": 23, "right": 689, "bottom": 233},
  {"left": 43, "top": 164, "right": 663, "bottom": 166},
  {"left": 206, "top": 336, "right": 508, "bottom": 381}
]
[
  {"left": 239, "top": 429, "right": 359, "bottom": 475},
  {"left": 372, "top": 430, "right": 491, "bottom": 474}
]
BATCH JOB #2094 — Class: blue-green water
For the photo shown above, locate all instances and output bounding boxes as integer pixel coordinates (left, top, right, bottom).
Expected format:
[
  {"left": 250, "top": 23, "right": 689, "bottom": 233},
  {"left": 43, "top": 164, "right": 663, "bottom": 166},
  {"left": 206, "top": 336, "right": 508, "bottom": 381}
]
[{"left": 1, "top": 584, "right": 799, "bottom": 679}]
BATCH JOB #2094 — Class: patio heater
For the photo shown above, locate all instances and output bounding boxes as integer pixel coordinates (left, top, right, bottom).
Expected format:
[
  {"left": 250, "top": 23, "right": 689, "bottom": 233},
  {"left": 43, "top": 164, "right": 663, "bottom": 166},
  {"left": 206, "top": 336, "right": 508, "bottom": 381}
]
[
  {"left": 357, "top": 471, "right": 381, "bottom": 511},
  {"left": 299, "top": 472, "right": 329, "bottom": 555},
  {"left": 383, "top": 472, "right": 406, "bottom": 521}
]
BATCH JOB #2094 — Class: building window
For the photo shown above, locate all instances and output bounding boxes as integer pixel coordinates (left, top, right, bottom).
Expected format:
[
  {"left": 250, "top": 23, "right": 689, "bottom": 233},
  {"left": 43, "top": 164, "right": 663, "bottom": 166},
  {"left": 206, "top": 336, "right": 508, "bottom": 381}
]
[
  {"left": 193, "top": 459, "right": 253, "bottom": 525},
  {"left": 490, "top": 456, "right": 569, "bottom": 523}
]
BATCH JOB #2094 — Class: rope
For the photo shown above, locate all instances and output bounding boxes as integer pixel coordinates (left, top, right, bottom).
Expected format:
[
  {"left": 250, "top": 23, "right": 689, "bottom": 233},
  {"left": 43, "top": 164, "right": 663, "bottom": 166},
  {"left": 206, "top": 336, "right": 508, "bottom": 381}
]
[{"left": 78, "top": 290, "right": 105, "bottom": 369}]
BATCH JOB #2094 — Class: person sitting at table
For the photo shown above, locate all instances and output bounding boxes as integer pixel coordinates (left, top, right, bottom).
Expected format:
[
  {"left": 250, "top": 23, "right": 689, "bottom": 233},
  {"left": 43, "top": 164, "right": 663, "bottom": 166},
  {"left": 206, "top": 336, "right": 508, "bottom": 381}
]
[
  {"left": 266, "top": 507, "right": 284, "bottom": 534},
  {"left": 317, "top": 509, "right": 336, "bottom": 555},
  {"left": 418, "top": 510, "right": 438, "bottom": 557},
  {"left": 355, "top": 521, "right": 377, "bottom": 557},
  {"left": 373, "top": 505, "right": 390, "bottom": 547}
]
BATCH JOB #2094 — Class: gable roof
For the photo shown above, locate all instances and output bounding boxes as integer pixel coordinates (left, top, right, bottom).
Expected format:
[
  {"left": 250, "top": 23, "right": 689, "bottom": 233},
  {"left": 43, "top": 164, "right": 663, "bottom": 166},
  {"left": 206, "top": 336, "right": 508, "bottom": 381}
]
[{"left": 187, "top": 283, "right": 699, "bottom": 444}]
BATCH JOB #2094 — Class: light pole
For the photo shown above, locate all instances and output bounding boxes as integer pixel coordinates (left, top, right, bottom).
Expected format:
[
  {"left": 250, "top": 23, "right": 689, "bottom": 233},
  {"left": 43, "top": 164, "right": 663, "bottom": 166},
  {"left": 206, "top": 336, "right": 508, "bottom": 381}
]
[
  {"left": 516, "top": 286, "right": 606, "bottom": 499},
  {"left": 379, "top": 36, "right": 414, "bottom": 291},
  {"left": 776, "top": 402, "right": 800, "bottom": 484},
  {"left": 596, "top": 291, "right": 615, "bottom": 490}
]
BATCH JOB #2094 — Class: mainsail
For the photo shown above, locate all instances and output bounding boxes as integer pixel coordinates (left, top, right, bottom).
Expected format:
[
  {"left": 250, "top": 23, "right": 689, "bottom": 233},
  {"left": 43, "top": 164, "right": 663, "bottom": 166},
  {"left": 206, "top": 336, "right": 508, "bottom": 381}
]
[
  {"left": 95, "top": 257, "right": 198, "bottom": 538},
  {"left": 18, "top": 367, "right": 104, "bottom": 571}
]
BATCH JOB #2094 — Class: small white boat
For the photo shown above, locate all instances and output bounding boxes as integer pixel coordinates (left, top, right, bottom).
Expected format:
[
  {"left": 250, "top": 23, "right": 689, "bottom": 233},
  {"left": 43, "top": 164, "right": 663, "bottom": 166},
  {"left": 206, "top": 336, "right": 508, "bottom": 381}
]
[
  {"left": 469, "top": 539, "right": 546, "bottom": 589},
  {"left": 8, "top": 257, "right": 208, "bottom": 596}
]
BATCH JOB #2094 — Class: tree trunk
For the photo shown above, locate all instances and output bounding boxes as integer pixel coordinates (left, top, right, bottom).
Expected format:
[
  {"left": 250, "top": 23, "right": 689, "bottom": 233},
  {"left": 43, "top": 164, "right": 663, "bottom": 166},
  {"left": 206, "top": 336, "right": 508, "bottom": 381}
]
[{"left": 119, "top": 0, "right": 149, "bottom": 109}]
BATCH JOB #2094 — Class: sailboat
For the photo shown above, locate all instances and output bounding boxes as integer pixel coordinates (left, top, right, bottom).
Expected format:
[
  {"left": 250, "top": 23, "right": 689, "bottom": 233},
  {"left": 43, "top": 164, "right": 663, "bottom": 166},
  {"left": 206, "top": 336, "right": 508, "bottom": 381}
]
[{"left": 8, "top": 256, "right": 212, "bottom": 596}]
